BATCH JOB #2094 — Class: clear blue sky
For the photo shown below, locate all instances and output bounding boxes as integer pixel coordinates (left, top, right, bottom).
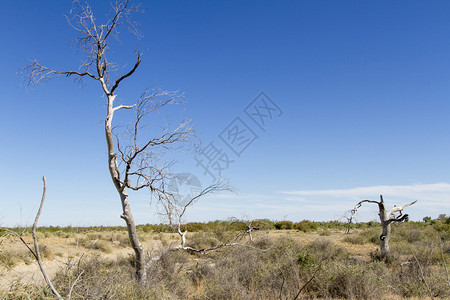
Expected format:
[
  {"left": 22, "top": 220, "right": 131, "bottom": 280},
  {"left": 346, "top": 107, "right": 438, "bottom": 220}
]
[{"left": 1, "top": 0, "right": 450, "bottom": 226}]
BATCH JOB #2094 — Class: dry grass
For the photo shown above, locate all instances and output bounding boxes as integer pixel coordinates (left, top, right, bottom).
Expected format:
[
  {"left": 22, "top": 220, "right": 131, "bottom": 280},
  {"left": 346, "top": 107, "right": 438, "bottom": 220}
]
[{"left": 1, "top": 222, "right": 449, "bottom": 299}]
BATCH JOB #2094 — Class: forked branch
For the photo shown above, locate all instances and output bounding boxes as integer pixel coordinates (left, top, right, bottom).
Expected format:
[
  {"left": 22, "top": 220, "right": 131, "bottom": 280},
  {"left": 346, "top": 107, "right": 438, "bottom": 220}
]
[{"left": 21, "top": 59, "right": 99, "bottom": 86}]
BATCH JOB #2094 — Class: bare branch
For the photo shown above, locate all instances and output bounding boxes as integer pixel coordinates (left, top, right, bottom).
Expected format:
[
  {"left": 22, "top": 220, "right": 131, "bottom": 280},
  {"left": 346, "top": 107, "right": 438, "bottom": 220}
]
[
  {"left": 32, "top": 176, "right": 63, "bottom": 299},
  {"left": 146, "top": 239, "right": 270, "bottom": 270},
  {"left": 23, "top": 0, "right": 143, "bottom": 91},
  {"left": 68, "top": 269, "right": 84, "bottom": 300},
  {"left": 293, "top": 261, "right": 322, "bottom": 300},
  {"left": 384, "top": 214, "right": 408, "bottom": 226},
  {"left": 21, "top": 59, "right": 99, "bottom": 86},
  {"left": 113, "top": 104, "right": 136, "bottom": 112},
  {"left": 346, "top": 199, "right": 381, "bottom": 233},
  {"left": 110, "top": 53, "right": 141, "bottom": 94},
  {"left": 178, "top": 180, "right": 233, "bottom": 222},
  {"left": 112, "top": 88, "right": 195, "bottom": 196},
  {"left": 0, "top": 229, "right": 38, "bottom": 260},
  {"left": 386, "top": 200, "right": 417, "bottom": 218}
]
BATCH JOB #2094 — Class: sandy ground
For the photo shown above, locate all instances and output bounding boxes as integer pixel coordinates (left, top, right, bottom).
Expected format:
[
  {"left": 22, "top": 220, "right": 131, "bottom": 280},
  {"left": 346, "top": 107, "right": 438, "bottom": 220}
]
[{"left": 0, "top": 233, "right": 172, "bottom": 290}]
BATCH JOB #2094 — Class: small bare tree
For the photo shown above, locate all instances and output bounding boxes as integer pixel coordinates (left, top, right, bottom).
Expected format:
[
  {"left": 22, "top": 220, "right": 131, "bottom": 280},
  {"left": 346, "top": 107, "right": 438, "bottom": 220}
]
[
  {"left": 347, "top": 195, "right": 416, "bottom": 258},
  {"left": 160, "top": 179, "right": 232, "bottom": 250},
  {"left": 143, "top": 184, "right": 273, "bottom": 268},
  {"left": 21, "top": 1, "right": 195, "bottom": 284}
]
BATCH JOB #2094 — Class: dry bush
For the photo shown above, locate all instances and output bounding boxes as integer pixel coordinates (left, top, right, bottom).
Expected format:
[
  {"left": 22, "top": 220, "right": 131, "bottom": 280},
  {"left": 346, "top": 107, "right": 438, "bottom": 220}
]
[
  {"left": 0, "top": 247, "right": 33, "bottom": 268},
  {"left": 186, "top": 232, "right": 222, "bottom": 250},
  {"left": 146, "top": 251, "right": 192, "bottom": 297},
  {"left": 305, "top": 239, "right": 349, "bottom": 261},
  {"left": 3, "top": 225, "right": 449, "bottom": 299},
  {"left": 199, "top": 236, "right": 310, "bottom": 299},
  {"left": 0, "top": 282, "right": 53, "bottom": 299},
  {"left": 76, "top": 236, "right": 113, "bottom": 253},
  {"left": 392, "top": 259, "right": 449, "bottom": 298},
  {"left": 37, "top": 243, "right": 54, "bottom": 260},
  {"left": 118, "top": 234, "right": 132, "bottom": 247},
  {"left": 309, "top": 261, "right": 390, "bottom": 299},
  {"left": 52, "top": 253, "right": 191, "bottom": 299},
  {"left": 344, "top": 227, "right": 380, "bottom": 245},
  {"left": 319, "top": 229, "right": 331, "bottom": 236},
  {"left": 53, "top": 256, "right": 143, "bottom": 299},
  {"left": 0, "top": 242, "right": 52, "bottom": 269}
]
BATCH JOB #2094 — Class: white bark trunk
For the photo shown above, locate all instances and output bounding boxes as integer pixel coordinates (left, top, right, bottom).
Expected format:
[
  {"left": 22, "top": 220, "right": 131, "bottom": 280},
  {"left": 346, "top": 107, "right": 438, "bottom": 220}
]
[
  {"left": 105, "top": 95, "right": 146, "bottom": 283},
  {"left": 377, "top": 198, "right": 391, "bottom": 258}
]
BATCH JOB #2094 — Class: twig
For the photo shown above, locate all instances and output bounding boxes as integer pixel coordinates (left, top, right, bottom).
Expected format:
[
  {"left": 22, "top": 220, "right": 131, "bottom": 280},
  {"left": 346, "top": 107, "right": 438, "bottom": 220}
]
[
  {"left": 413, "top": 254, "right": 434, "bottom": 299},
  {"left": 276, "top": 266, "right": 285, "bottom": 300},
  {"left": 279, "top": 276, "right": 285, "bottom": 300},
  {"left": 68, "top": 270, "right": 84, "bottom": 300},
  {"left": 0, "top": 229, "right": 38, "bottom": 260},
  {"left": 293, "top": 262, "right": 322, "bottom": 300}
]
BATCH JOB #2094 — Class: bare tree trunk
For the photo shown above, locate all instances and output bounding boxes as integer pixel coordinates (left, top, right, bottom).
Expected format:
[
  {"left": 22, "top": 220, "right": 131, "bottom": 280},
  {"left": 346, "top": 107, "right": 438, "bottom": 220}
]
[
  {"left": 377, "top": 198, "right": 390, "bottom": 258},
  {"left": 120, "top": 191, "right": 146, "bottom": 282},
  {"left": 105, "top": 97, "right": 146, "bottom": 283},
  {"left": 380, "top": 221, "right": 391, "bottom": 258}
]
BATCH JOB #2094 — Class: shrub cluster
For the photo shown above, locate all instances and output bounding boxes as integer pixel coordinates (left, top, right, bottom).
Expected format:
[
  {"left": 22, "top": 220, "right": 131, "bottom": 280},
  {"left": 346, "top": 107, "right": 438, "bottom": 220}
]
[{"left": 3, "top": 218, "right": 449, "bottom": 299}]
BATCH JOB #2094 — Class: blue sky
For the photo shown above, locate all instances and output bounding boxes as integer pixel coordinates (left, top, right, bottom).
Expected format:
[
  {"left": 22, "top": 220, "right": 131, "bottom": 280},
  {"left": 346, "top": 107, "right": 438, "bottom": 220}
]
[{"left": 1, "top": 0, "right": 450, "bottom": 226}]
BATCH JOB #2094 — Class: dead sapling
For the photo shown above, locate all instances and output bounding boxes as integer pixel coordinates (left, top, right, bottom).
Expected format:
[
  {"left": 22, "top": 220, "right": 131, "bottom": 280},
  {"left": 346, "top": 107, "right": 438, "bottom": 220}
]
[{"left": 1, "top": 177, "right": 62, "bottom": 299}]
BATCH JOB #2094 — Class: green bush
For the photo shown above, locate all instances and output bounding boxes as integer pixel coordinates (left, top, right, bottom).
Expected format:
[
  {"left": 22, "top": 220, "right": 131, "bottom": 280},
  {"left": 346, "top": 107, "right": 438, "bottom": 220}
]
[
  {"left": 294, "top": 220, "right": 318, "bottom": 232},
  {"left": 274, "top": 221, "right": 294, "bottom": 230}
]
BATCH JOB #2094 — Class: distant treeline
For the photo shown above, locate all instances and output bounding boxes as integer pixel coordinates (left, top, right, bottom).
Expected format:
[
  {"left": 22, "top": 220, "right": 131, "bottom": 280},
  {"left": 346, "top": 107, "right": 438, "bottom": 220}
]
[{"left": 5, "top": 214, "right": 449, "bottom": 235}]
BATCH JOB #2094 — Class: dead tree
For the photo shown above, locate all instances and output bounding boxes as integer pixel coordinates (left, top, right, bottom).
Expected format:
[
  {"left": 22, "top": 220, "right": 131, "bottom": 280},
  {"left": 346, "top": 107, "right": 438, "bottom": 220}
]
[
  {"left": 159, "top": 179, "right": 234, "bottom": 251},
  {"left": 144, "top": 185, "right": 273, "bottom": 267},
  {"left": 228, "top": 217, "right": 267, "bottom": 242},
  {"left": 21, "top": 1, "right": 192, "bottom": 284},
  {"left": 347, "top": 195, "right": 416, "bottom": 258}
]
